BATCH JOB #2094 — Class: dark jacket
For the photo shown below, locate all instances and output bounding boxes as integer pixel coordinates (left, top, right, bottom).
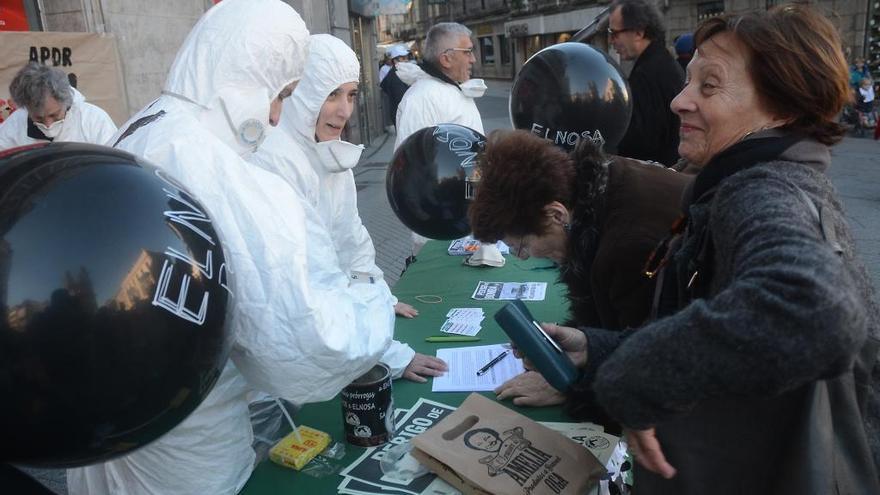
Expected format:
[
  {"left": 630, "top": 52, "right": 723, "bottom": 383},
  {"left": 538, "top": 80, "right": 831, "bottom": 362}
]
[
  {"left": 559, "top": 148, "right": 688, "bottom": 330},
  {"left": 380, "top": 66, "right": 409, "bottom": 125},
  {"left": 586, "top": 133, "right": 880, "bottom": 493},
  {"left": 559, "top": 145, "right": 689, "bottom": 428},
  {"left": 616, "top": 41, "right": 684, "bottom": 167}
]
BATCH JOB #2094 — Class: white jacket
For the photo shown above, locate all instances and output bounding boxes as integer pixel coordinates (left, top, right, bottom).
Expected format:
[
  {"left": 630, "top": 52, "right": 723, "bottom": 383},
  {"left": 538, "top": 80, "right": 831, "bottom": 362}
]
[
  {"left": 393, "top": 62, "right": 485, "bottom": 149},
  {"left": 251, "top": 34, "right": 413, "bottom": 378},
  {"left": 0, "top": 87, "right": 116, "bottom": 149},
  {"left": 67, "top": 2, "right": 392, "bottom": 494}
]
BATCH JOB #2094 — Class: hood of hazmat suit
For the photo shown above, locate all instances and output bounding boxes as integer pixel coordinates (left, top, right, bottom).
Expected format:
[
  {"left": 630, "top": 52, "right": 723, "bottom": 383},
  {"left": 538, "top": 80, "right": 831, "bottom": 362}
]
[
  {"left": 0, "top": 87, "right": 117, "bottom": 150},
  {"left": 392, "top": 61, "right": 485, "bottom": 150},
  {"left": 161, "top": 0, "right": 305, "bottom": 156},
  {"left": 67, "top": 3, "right": 392, "bottom": 495},
  {"left": 251, "top": 34, "right": 413, "bottom": 378}
]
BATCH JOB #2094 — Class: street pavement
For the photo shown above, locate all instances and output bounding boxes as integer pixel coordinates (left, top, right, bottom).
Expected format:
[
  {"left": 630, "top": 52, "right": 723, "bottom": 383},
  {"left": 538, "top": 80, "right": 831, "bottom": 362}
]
[
  {"left": 828, "top": 137, "right": 880, "bottom": 285},
  {"left": 357, "top": 78, "right": 880, "bottom": 289}
]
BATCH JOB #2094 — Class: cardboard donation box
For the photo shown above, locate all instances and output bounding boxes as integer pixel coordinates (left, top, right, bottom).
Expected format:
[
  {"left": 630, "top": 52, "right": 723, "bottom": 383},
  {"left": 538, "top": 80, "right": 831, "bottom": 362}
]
[{"left": 411, "top": 394, "right": 604, "bottom": 495}]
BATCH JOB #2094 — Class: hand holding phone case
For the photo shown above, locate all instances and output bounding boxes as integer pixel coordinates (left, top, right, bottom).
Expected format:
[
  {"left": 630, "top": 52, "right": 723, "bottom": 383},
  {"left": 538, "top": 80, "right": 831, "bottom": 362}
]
[{"left": 493, "top": 299, "right": 581, "bottom": 392}]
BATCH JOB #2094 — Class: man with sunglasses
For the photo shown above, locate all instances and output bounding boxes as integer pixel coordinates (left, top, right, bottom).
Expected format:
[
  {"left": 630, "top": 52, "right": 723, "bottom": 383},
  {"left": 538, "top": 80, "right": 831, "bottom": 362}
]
[
  {"left": 608, "top": 0, "right": 683, "bottom": 167},
  {"left": 393, "top": 22, "right": 486, "bottom": 150}
]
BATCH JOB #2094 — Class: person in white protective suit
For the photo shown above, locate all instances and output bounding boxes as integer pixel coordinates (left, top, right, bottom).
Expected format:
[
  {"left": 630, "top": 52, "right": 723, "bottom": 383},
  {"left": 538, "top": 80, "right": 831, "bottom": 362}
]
[
  {"left": 66, "top": 1, "right": 393, "bottom": 494},
  {"left": 393, "top": 22, "right": 486, "bottom": 150},
  {"left": 0, "top": 62, "right": 116, "bottom": 149},
  {"left": 251, "top": 34, "right": 448, "bottom": 383},
  {"left": 393, "top": 22, "right": 494, "bottom": 263}
]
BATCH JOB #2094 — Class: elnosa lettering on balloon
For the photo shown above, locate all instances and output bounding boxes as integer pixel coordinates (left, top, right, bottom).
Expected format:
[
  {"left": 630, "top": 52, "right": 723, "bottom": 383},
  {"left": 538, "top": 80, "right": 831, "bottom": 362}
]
[
  {"left": 151, "top": 168, "right": 232, "bottom": 325},
  {"left": 529, "top": 123, "right": 605, "bottom": 148},
  {"left": 433, "top": 124, "right": 485, "bottom": 199}
]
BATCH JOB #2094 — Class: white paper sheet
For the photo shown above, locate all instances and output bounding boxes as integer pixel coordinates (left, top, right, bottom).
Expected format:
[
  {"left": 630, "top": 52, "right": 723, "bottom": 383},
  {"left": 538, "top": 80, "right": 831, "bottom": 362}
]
[
  {"left": 445, "top": 308, "right": 484, "bottom": 321},
  {"left": 470, "top": 281, "right": 547, "bottom": 301},
  {"left": 440, "top": 308, "right": 484, "bottom": 336},
  {"left": 439, "top": 320, "right": 482, "bottom": 336},
  {"left": 431, "top": 344, "right": 525, "bottom": 392}
]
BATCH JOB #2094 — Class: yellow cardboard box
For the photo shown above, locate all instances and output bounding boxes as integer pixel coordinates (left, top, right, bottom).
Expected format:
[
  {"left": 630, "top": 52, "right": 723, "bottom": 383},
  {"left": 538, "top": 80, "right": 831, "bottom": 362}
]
[{"left": 268, "top": 426, "right": 331, "bottom": 470}]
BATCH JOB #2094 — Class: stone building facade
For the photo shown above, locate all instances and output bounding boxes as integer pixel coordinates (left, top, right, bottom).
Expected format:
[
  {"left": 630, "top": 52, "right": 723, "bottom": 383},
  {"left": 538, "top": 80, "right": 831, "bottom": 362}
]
[{"left": 398, "top": 0, "right": 877, "bottom": 81}]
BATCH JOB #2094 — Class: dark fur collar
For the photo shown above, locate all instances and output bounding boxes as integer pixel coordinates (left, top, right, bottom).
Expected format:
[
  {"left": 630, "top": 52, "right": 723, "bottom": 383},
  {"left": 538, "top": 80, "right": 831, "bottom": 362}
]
[
  {"left": 417, "top": 60, "right": 461, "bottom": 90},
  {"left": 557, "top": 140, "right": 611, "bottom": 327}
]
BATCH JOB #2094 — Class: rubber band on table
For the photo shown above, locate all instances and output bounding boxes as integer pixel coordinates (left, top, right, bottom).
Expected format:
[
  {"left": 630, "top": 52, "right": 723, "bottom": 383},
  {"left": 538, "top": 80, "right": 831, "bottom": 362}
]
[{"left": 414, "top": 294, "right": 443, "bottom": 304}]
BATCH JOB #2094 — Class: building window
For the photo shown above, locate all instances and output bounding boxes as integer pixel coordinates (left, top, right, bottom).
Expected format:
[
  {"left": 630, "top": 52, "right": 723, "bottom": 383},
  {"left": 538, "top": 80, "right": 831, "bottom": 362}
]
[
  {"left": 525, "top": 35, "right": 543, "bottom": 60},
  {"left": 499, "top": 34, "right": 511, "bottom": 65},
  {"left": 697, "top": 1, "right": 725, "bottom": 21},
  {"left": 480, "top": 36, "right": 495, "bottom": 65},
  {"left": 557, "top": 32, "right": 574, "bottom": 44}
]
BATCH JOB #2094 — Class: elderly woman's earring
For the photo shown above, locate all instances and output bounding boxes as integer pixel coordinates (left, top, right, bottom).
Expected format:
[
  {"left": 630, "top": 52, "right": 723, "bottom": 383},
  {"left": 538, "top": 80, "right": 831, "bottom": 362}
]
[{"left": 563, "top": 222, "right": 572, "bottom": 233}]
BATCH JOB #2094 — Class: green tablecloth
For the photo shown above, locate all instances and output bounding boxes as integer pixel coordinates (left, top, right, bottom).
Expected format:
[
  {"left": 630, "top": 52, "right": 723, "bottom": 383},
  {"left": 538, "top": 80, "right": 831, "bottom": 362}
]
[{"left": 240, "top": 241, "right": 572, "bottom": 493}]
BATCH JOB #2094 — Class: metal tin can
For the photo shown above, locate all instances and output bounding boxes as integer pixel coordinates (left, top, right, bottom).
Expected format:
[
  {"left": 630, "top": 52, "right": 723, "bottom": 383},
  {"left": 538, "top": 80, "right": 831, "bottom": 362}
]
[{"left": 341, "top": 363, "right": 394, "bottom": 446}]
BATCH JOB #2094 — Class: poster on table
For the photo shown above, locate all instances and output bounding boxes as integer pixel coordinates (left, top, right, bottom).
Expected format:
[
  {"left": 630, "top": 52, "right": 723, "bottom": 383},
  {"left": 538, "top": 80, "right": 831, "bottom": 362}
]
[{"left": 339, "top": 398, "right": 458, "bottom": 494}]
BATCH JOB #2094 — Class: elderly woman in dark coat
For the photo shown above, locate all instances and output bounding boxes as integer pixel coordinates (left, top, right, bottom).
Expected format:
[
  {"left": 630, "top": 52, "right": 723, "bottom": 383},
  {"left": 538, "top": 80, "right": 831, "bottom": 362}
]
[
  {"left": 468, "top": 129, "right": 688, "bottom": 410},
  {"left": 537, "top": 5, "right": 880, "bottom": 493}
]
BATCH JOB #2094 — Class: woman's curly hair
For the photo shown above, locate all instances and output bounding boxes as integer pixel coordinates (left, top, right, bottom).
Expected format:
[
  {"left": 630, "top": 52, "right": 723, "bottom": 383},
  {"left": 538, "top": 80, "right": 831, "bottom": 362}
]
[{"left": 468, "top": 130, "right": 576, "bottom": 242}]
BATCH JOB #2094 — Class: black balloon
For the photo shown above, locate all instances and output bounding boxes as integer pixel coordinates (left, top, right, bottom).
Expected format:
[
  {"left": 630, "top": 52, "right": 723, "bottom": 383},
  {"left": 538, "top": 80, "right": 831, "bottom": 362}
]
[
  {"left": 0, "top": 143, "right": 232, "bottom": 467},
  {"left": 387, "top": 124, "right": 485, "bottom": 240},
  {"left": 510, "top": 42, "right": 632, "bottom": 151}
]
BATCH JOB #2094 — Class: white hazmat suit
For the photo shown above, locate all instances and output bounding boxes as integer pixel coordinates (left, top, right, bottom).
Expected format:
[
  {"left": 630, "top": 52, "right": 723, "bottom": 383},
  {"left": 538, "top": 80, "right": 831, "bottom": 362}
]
[
  {"left": 251, "top": 34, "right": 413, "bottom": 378},
  {"left": 67, "top": 2, "right": 393, "bottom": 494},
  {"left": 393, "top": 61, "right": 485, "bottom": 150},
  {"left": 392, "top": 61, "right": 486, "bottom": 255},
  {"left": 0, "top": 87, "right": 116, "bottom": 149}
]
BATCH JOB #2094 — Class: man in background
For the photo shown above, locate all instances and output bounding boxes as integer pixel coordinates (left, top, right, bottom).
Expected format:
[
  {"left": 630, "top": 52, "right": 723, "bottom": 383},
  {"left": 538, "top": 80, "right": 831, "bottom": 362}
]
[
  {"left": 380, "top": 45, "right": 412, "bottom": 130},
  {"left": 674, "top": 33, "right": 694, "bottom": 71},
  {"left": 394, "top": 22, "right": 485, "bottom": 149},
  {"left": 392, "top": 22, "right": 487, "bottom": 259},
  {"left": 608, "top": 0, "right": 684, "bottom": 167}
]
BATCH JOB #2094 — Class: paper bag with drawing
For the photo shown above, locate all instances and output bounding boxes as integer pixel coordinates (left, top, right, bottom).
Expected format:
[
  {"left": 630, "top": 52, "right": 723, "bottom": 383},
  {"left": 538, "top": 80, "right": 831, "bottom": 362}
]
[{"left": 411, "top": 394, "right": 604, "bottom": 495}]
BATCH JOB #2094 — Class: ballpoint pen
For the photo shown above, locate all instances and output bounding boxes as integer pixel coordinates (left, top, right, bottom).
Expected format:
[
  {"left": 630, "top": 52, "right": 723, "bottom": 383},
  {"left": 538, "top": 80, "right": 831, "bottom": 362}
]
[
  {"left": 425, "top": 335, "right": 482, "bottom": 343},
  {"left": 476, "top": 350, "right": 509, "bottom": 376}
]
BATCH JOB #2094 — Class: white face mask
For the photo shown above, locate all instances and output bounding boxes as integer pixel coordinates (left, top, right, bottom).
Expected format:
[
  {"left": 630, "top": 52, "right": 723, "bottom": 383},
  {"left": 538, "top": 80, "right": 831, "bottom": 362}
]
[
  {"left": 460, "top": 78, "right": 487, "bottom": 98},
  {"left": 314, "top": 139, "right": 364, "bottom": 173},
  {"left": 35, "top": 119, "right": 65, "bottom": 139}
]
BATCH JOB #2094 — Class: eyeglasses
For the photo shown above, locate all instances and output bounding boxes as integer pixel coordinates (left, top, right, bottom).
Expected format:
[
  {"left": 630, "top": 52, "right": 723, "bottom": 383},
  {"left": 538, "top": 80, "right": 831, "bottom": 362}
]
[
  {"left": 443, "top": 47, "right": 475, "bottom": 56},
  {"left": 607, "top": 27, "right": 633, "bottom": 37}
]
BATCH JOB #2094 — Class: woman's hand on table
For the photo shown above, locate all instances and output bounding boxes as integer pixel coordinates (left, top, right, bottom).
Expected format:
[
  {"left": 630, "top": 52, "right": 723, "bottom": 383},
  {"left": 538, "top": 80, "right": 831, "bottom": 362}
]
[
  {"left": 402, "top": 353, "right": 448, "bottom": 382},
  {"left": 394, "top": 302, "right": 419, "bottom": 318},
  {"left": 494, "top": 371, "right": 565, "bottom": 407}
]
